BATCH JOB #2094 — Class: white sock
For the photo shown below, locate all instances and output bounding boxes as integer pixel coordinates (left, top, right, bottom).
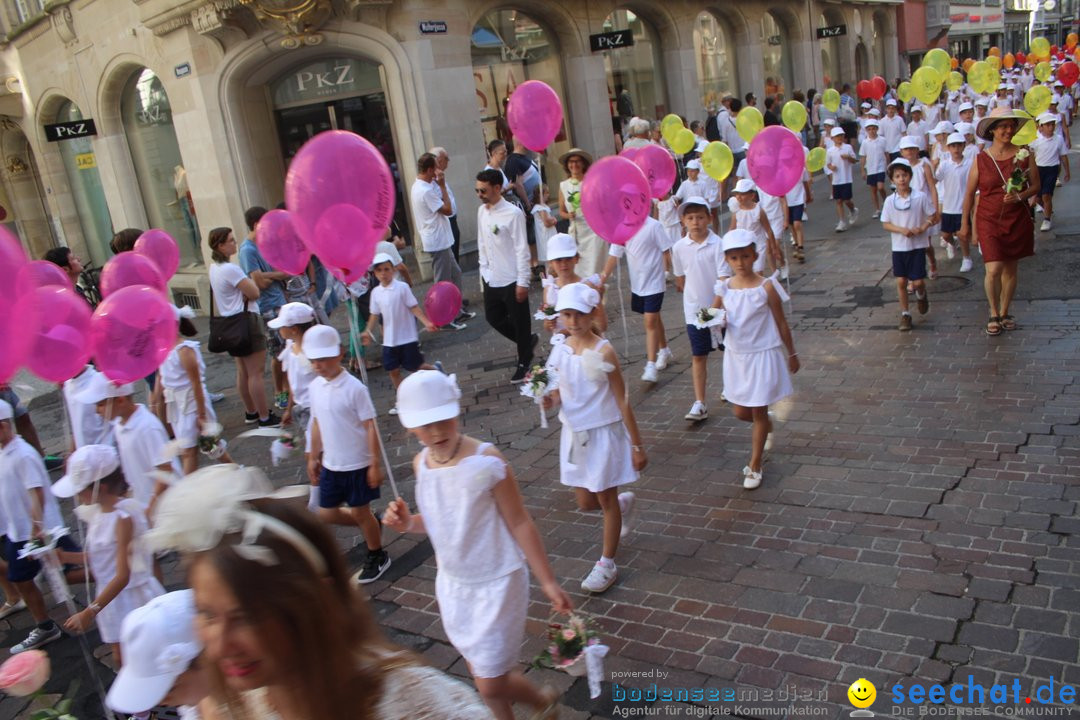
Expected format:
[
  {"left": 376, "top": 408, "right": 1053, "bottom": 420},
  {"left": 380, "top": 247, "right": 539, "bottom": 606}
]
[
  {"left": 902, "top": 311, "right": 912, "bottom": 317},
  {"left": 598, "top": 556, "right": 615, "bottom": 570},
  {"left": 915, "top": 291, "right": 925, "bottom": 299}
]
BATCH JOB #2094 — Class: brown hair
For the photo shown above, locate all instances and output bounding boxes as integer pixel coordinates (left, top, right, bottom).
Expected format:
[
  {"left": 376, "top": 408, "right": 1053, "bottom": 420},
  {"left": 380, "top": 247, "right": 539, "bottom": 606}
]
[
  {"left": 207, "top": 227, "right": 232, "bottom": 264},
  {"left": 111, "top": 228, "right": 142, "bottom": 255},
  {"left": 192, "top": 499, "right": 402, "bottom": 720}
]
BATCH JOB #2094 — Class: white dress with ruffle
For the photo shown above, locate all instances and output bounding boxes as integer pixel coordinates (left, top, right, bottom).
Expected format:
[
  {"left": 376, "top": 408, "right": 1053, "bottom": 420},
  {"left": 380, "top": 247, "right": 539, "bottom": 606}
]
[{"left": 718, "top": 275, "right": 794, "bottom": 408}]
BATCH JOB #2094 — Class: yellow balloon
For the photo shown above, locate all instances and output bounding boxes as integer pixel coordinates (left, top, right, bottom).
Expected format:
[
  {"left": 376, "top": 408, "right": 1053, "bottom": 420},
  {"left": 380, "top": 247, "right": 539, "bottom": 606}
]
[
  {"left": 1035, "top": 61, "right": 1052, "bottom": 82},
  {"left": 660, "top": 113, "right": 683, "bottom": 144},
  {"left": 1024, "top": 85, "right": 1052, "bottom": 115},
  {"left": 1012, "top": 110, "right": 1037, "bottom": 145},
  {"left": 735, "top": 106, "right": 765, "bottom": 143},
  {"left": 1031, "top": 36, "right": 1050, "bottom": 59},
  {"left": 986, "top": 54, "right": 1001, "bottom": 71},
  {"left": 701, "top": 141, "right": 734, "bottom": 181},
  {"left": 806, "top": 146, "right": 826, "bottom": 173},
  {"left": 822, "top": 88, "right": 840, "bottom": 112},
  {"left": 897, "top": 81, "right": 914, "bottom": 103},
  {"left": 968, "top": 61, "right": 999, "bottom": 94},
  {"left": 670, "top": 128, "right": 695, "bottom": 155},
  {"left": 922, "top": 48, "right": 951, "bottom": 78},
  {"left": 781, "top": 100, "right": 807, "bottom": 132},
  {"left": 947, "top": 71, "right": 964, "bottom": 91},
  {"left": 912, "top": 66, "right": 942, "bottom": 105}
]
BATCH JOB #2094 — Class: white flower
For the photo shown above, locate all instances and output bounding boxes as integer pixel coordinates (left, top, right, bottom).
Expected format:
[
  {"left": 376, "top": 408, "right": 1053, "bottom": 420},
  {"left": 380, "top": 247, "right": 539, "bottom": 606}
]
[
  {"left": 580, "top": 348, "right": 615, "bottom": 383},
  {"left": 1016, "top": 148, "right": 1030, "bottom": 161}
]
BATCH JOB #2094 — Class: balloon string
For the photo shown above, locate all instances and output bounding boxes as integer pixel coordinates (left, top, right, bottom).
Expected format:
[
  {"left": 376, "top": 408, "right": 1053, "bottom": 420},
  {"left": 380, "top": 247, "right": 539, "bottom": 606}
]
[{"left": 614, "top": 260, "right": 631, "bottom": 404}]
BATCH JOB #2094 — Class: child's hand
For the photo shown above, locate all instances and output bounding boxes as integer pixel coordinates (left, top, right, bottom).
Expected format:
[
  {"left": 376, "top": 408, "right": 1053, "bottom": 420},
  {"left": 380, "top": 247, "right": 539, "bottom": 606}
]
[
  {"left": 281, "top": 408, "right": 292, "bottom": 426},
  {"left": 542, "top": 581, "right": 573, "bottom": 614},
  {"left": 631, "top": 446, "right": 648, "bottom": 471},
  {"left": 423, "top": 321, "right": 438, "bottom": 333},
  {"left": 307, "top": 456, "right": 322, "bottom": 485},
  {"left": 789, "top": 354, "right": 801, "bottom": 374},
  {"left": 541, "top": 394, "right": 557, "bottom": 410},
  {"left": 64, "top": 609, "right": 94, "bottom": 634},
  {"left": 382, "top": 497, "right": 412, "bottom": 532},
  {"left": 543, "top": 318, "right": 556, "bottom": 333},
  {"left": 367, "top": 464, "right": 383, "bottom": 489},
  {"left": 827, "top": 163, "right": 836, "bottom": 172},
  {"left": 360, "top": 331, "right": 373, "bottom": 346}
]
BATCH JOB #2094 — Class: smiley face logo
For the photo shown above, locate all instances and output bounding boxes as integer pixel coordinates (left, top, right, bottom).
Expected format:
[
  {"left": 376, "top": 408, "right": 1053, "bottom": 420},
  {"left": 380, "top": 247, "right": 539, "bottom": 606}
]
[{"left": 847, "top": 678, "right": 877, "bottom": 709}]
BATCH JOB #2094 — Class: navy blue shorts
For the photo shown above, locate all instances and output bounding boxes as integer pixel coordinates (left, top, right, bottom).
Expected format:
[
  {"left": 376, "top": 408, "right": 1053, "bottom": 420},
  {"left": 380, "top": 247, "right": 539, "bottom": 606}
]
[
  {"left": 787, "top": 204, "right": 804, "bottom": 223},
  {"left": 866, "top": 172, "right": 885, "bottom": 187},
  {"left": 832, "top": 183, "right": 853, "bottom": 200},
  {"left": 319, "top": 467, "right": 380, "bottom": 508},
  {"left": 6, "top": 535, "right": 80, "bottom": 583},
  {"left": 940, "top": 213, "right": 962, "bottom": 233},
  {"left": 892, "top": 249, "right": 927, "bottom": 281},
  {"left": 631, "top": 292, "right": 664, "bottom": 314},
  {"left": 1038, "top": 165, "right": 1060, "bottom": 196},
  {"left": 382, "top": 341, "right": 423, "bottom": 372},
  {"left": 685, "top": 324, "right": 715, "bottom": 357}
]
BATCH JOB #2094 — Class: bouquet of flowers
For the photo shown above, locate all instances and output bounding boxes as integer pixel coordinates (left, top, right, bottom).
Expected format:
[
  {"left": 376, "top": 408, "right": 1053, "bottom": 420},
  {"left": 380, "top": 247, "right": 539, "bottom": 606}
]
[
  {"left": 532, "top": 614, "right": 609, "bottom": 698},
  {"left": 567, "top": 189, "right": 581, "bottom": 214},
  {"left": 197, "top": 422, "right": 228, "bottom": 459},
  {"left": 1004, "top": 148, "right": 1030, "bottom": 195},
  {"left": 519, "top": 364, "right": 558, "bottom": 429},
  {"left": 533, "top": 305, "right": 558, "bottom": 321},
  {"left": 693, "top": 306, "right": 726, "bottom": 330}
]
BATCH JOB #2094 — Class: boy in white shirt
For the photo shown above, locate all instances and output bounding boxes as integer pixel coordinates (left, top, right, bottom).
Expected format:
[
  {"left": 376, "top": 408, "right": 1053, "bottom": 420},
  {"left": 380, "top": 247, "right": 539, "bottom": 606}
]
[
  {"left": 859, "top": 119, "right": 889, "bottom": 218},
  {"left": 785, "top": 146, "right": 812, "bottom": 263},
  {"left": 304, "top": 324, "right": 388, "bottom": 584},
  {"left": 601, "top": 217, "right": 674, "bottom": 383},
  {"left": 1031, "top": 112, "right": 1071, "bottom": 231},
  {"left": 826, "top": 126, "right": 859, "bottom": 231},
  {"left": 880, "top": 159, "right": 937, "bottom": 331},
  {"left": 906, "top": 106, "right": 928, "bottom": 153},
  {"left": 880, "top": 100, "right": 907, "bottom": 161},
  {"left": 362, "top": 253, "right": 437, "bottom": 409},
  {"left": 673, "top": 160, "right": 714, "bottom": 207},
  {"left": 62, "top": 364, "right": 114, "bottom": 451},
  {"left": 934, "top": 133, "right": 975, "bottom": 272}
]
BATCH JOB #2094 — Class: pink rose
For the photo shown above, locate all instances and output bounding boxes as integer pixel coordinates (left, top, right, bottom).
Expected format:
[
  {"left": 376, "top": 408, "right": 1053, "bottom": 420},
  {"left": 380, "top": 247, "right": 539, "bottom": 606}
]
[
  {"left": 0, "top": 649, "right": 50, "bottom": 696},
  {"left": 562, "top": 628, "right": 576, "bottom": 641}
]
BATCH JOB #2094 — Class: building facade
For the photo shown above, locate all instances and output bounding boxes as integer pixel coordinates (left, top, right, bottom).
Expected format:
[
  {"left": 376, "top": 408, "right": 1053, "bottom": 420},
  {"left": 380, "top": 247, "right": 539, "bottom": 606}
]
[{"left": 0, "top": 0, "right": 900, "bottom": 309}]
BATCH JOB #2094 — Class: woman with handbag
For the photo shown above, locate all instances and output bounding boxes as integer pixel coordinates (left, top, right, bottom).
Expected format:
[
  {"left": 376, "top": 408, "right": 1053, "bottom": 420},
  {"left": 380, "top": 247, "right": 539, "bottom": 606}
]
[{"left": 207, "top": 227, "right": 279, "bottom": 426}]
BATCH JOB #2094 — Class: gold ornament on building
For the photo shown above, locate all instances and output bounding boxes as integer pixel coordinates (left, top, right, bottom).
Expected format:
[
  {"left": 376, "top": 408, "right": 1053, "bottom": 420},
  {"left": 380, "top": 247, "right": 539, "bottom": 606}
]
[
  {"left": 5, "top": 156, "right": 27, "bottom": 176},
  {"left": 238, "top": 0, "right": 332, "bottom": 48}
]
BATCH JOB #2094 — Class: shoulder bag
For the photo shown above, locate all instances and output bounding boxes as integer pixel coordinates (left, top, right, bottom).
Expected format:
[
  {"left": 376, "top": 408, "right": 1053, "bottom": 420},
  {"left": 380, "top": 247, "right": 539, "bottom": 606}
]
[{"left": 207, "top": 284, "right": 253, "bottom": 355}]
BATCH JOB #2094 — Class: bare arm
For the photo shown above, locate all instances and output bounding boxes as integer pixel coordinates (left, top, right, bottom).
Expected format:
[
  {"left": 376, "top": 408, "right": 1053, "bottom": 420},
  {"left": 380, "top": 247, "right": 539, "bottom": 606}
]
[
  {"left": 765, "top": 282, "right": 799, "bottom": 375},
  {"left": 307, "top": 418, "right": 322, "bottom": 484},
  {"left": 604, "top": 345, "right": 646, "bottom": 471},
  {"left": 178, "top": 346, "right": 207, "bottom": 427},
  {"left": 65, "top": 515, "right": 134, "bottom": 633},
  {"left": 364, "top": 418, "right": 382, "bottom": 489},
  {"left": 410, "top": 304, "right": 437, "bottom": 332},
  {"left": 958, "top": 158, "right": 980, "bottom": 241},
  {"left": 237, "top": 277, "right": 261, "bottom": 301}
]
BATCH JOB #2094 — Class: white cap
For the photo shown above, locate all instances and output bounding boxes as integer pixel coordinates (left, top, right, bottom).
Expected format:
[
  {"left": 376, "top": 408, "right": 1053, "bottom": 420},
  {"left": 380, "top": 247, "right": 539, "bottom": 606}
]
[
  {"left": 1050, "top": 95, "right": 1060, "bottom": 105},
  {"left": 370, "top": 252, "right": 394, "bottom": 268},
  {"left": 734, "top": 178, "right": 756, "bottom": 193},
  {"left": 106, "top": 590, "right": 201, "bottom": 714},
  {"left": 0, "top": 399, "right": 12, "bottom": 422},
  {"left": 959, "top": 102, "right": 974, "bottom": 112},
  {"left": 864, "top": 118, "right": 880, "bottom": 128},
  {"left": 301, "top": 324, "right": 341, "bottom": 360},
  {"left": 52, "top": 444, "right": 120, "bottom": 498},
  {"left": 75, "top": 374, "right": 136, "bottom": 405},
  {"left": 933, "top": 121, "right": 955, "bottom": 135},
  {"left": 910, "top": 105, "right": 923, "bottom": 113},
  {"left": 898, "top": 136, "right": 920, "bottom": 150},
  {"left": 997, "top": 83, "right": 1008, "bottom": 90},
  {"left": 396, "top": 369, "right": 461, "bottom": 429},
  {"left": 861, "top": 102, "right": 871, "bottom": 109},
  {"left": 956, "top": 122, "right": 975, "bottom": 136},
  {"left": 975, "top": 98, "right": 990, "bottom": 107},
  {"left": 721, "top": 229, "right": 757, "bottom": 253},
  {"left": 946, "top": 132, "right": 966, "bottom": 145},
  {"left": 546, "top": 233, "right": 578, "bottom": 260},
  {"left": 1054, "top": 80, "right": 1064, "bottom": 86},
  {"left": 886, "top": 99, "right": 898, "bottom": 106},
  {"left": 823, "top": 117, "right": 837, "bottom": 125},
  {"left": 267, "top": 302, "right": 316, "bottom": 329},
  {"left": 555, "top": 282, "right": 601, "bottom": 314},
  {"left": 677, "top": 196, "right": 710, "bottom": 217},
  {"left": 1038, "top": 112, "right": 1059, "bottom": 125},
  {"left": 686, "top": 159, "right": 702, "bottom": 170},
  {"left": 830, "top": 126, "right": 846, "bottom": 137},
  {"left": 869, "top": 108, "right": 881, "bottom": 116},
  {"left": 888, "top": 157, "right": 913, "bottom": 174}
]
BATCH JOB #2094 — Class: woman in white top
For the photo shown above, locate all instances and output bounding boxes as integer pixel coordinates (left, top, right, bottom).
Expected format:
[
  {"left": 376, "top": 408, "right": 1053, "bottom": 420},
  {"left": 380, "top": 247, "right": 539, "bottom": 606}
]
[
  {"left": 207, "top": 228, "right": 273, "bottom": 426},
  {"left": 558, "top": 148, "right": 606, "bottom": 278}
]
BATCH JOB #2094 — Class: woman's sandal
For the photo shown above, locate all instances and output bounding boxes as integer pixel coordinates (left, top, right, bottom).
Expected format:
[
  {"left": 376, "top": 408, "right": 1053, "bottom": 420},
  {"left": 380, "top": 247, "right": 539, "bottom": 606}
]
[
  {"left": 530, "top": 686, "right": 561, "bottom": 720},
  {"left": 986, "top": 316, "right": 1003, "bottom": 336},
  {"left": 1000, "top": 314, "right": 1017, "bottom": 331}
]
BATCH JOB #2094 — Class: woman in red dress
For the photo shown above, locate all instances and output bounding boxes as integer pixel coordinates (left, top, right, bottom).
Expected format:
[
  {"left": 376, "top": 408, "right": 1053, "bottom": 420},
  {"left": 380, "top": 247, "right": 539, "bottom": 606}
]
[{"left": 959, "top": 108, "right": 1040, "bottom": 335}]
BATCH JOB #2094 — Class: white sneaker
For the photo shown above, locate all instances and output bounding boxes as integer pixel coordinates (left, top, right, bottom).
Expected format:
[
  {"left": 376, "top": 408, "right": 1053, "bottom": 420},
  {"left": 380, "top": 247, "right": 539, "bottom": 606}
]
[
  {"left": 835, "top": 220, "right": 847, "bottom": 233},
  {"left": 684, "top": 401, "right": 708, "bottom": 421},
  {"left": 10, "top": 624, "right": 61, "bottom": 653},
  {"left": 959, "top": 257, "right": 973, "bottom": 272},
  {"left": 939, "top": 236, "right": 948, "bottom": 248},
  {"left": 849, "top": 207, "right": 860, "bottom": 224},
  {"left": 388, "top": 406, "right": 398, "bottom": 416},
  {"left": 945, "top": 242, "right": 955, "bottom": 259},
  {"left": 1041, "top": 219, "right": 1052, "bottom": 232},
  {"left": 742, "top": 466, "right": 763, "bottom": 490},
  {"left": 1036, "top": 204, "right": 1044, "bottom": 214},
  {"left": 0, "top": 599, "right": 25, "bottom": 620},
  {"left": 720, "top": 391, "right": 728, "bottom": 403},
  {"left": 655, "top": 347, "right": 673, "bottom": 370},
  {"left": 618, "top": 492, "right": 636, "bottom": 539},
  {"left": 641, "top": 362, "right": 658, "bottom": 383},
  {"left": 872, "top": 210, "right": 880, "bottom": 219},
  {"left": 780, "top": 265, "right": 789, "bottom": 280},
  {"left": 581, "top": 562, "right": 617, "bottom": 593}
]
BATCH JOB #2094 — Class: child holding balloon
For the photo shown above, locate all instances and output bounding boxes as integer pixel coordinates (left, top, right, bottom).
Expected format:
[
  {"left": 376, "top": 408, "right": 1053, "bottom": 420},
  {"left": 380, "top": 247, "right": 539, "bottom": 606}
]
[{"left": 826, "top": 127, "right": 859, "bottom": 232}]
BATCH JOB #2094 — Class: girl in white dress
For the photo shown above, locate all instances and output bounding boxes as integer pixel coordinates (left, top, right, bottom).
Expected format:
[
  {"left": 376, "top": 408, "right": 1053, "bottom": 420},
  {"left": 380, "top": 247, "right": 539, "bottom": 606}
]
[
  {"left": 543, "top": 283, "right": 646, "bottom": 594},
  {"left": 558, "top": 148, "right": 607, "bottom": 278},
  {"left": 714, "top": 230, "right": 799, "bottom": 491},
  {"left": 727, "top": 179, "right": 782, "bottom": 276},
  {"left": 539, "top": 233, "right": 607, "bottom": 338},
  {"left": 385, "top": 371, "right": 572, "bottom": 720},
  {"left": 530, "top": 185, "right": 558, "bottom": 273},
  {"left": 53, "top": 444, "right": 164, "bottom": 663}
]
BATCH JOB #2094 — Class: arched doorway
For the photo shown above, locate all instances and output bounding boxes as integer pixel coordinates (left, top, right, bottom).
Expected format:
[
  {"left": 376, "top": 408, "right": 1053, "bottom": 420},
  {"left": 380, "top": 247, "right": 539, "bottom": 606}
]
[
  {"left": 762, "top": 11, "right": 793, "bottom": 99},
  {"left": 819, "top": 13, "right": 841, "bottom": 88},
  {"left": 872, "top": 12, "right": 888, "bottom": 78},
  {"left": 694, "top": 11, "right": 739, "bottom": 109},
  {"left": 855, "top": 42, "right": 869, "bottom": 81},
  {"left": 0, "top": 121, "right": 52, "bottom": 257},
  {"left": 54, "top": 99, "right": 113, "bottom": 266},
  {"left": 601, "top": 8, "right": 667, "bottom": 124}
]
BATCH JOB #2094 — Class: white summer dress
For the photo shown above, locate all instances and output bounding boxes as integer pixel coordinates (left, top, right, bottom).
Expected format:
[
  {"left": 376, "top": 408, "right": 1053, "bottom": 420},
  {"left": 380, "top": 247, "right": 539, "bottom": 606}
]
[
  {"left": 160, "top": 340, "right": 218, "bottom": 449},
  {"left": 732, "top": 207, "right": 769, "bottom": 274},
  {"left": 717, "top": 275, "right": 794, "bottom": 408}
]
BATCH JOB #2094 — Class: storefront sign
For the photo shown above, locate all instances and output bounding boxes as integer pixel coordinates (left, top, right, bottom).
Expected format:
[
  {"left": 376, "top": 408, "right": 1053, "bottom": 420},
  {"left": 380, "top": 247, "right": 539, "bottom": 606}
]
[
  {"left": 43, "top": 119, "right": 97, "bottom": 142},
  {"left": 589, "top": 29, "right": 634, "bottom": 52},
  {"left": 175, "top": 63, "right": 191, "bottom": 78},
  {"left": 816, "top": 25, "right": 847, "bottom": 39},
  {"left": 272, "top": 58, "right": 383, "bottom": 108},
  {"left": 75, "top": 153, "right": 96, "bottom": 170},
  {"left": 419, "top": 20, "right": 447, "bottom": 34}
]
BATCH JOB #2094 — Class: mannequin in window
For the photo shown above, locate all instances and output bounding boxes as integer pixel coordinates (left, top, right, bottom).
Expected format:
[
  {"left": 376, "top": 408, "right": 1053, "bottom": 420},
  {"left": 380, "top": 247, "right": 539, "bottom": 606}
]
[{"left": 174, "top": 165, "right": 199, "bottom": 258}]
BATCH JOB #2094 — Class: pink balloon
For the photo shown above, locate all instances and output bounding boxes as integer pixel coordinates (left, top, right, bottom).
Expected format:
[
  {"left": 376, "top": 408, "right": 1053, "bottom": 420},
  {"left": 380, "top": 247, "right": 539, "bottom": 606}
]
[
  {"left": 256, "top": 209, "right": 312, "bottom": 276},
  {"left": 507, "top": 81, "right": 564, "bottom": 152},
  {"left": 580, "top": 156, "right": 651, "bottom": 246},
  {"left": 423, "top": 282, "right": 462, "bottom": 328},
  {"left": 0, "top": 227, "right": 29, "bottom": 304},
  {"left": 747, "top": 126, "right": 806, "bottom": 197},
  {"left": 312, "top": 204, "right": 378, "bottom": 284},
  {"left": 15, "top": 260, "right": 72, "bottom": 298},
  {"left": 99, "top": 252, "right": 166, "bottom": 298},
  {"left": 284, "top": 131, "right": 395, "bottom": 255},
  {"left": 134, "top": 229, "right": 180, "bottom": 280},
  {"left": 24, "top": 286, "right": 92, "bottom": 383},
  {"left": 632, "top": 144, "right": 677, "bottom": 199},
  {"left": 0, "top": 293, "right": 38, "bottom": 384},
  {"left": 619, "top": 147, "right": 641, "bottom": 162},
  {"left": 89, "top": 285, "right": 177, "bottom": 384}
]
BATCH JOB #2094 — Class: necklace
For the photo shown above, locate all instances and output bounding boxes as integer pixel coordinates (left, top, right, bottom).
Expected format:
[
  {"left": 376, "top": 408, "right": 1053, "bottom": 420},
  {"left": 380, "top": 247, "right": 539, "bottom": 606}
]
[{"left": 429, "top": 435, "right": 463, "bottom": 465}]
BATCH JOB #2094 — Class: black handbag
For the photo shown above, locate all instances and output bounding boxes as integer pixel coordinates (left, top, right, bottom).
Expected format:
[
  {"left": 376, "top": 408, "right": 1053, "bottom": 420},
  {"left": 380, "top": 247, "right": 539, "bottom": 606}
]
[{"left": 207, "top": 285, "right": 253, "bottom": 355}]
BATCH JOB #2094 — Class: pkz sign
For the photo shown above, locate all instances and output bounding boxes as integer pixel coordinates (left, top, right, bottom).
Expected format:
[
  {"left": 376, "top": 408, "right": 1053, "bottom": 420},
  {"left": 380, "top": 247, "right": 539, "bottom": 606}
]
[
  {"left": 589, "top": 29, "right": 634, "bottom": 52},
  {"left": 44, "top": 119, "right": 97, "bottom": 142},
  {"left": 816, "top": 25, "right": 847, "bottom": 39}
]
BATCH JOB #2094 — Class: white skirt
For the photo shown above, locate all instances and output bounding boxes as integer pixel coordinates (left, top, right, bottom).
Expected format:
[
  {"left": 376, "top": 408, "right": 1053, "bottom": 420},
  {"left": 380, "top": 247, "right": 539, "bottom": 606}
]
[
  {"left": 165, "top": 385, "right": 218, "bottom": 449},
  {"left": 559, "top": 420, "right": 637, "bottom": 493},
  {"left": 96, "top": 577, "right": 165, "bottom": 643},
  {"left": 435, "top": 567, "right": 527, "bottom": 678},
  {"left": 722, "top": 346, "right": 793, "bottom": 408}
]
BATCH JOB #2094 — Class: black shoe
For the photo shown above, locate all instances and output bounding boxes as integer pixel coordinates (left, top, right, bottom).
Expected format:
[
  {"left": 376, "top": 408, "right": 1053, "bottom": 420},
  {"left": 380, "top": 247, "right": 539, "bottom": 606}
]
[
  {"left": 510, "top": 364, "right": 528, "bottom": 384},
  {"left": 244, "top": 411, "right": 259, "bottom": 424},
  {"left": 356, "top": 550, "right": 390, "bottom": 584},
  {"left": 456, "top": 310, "right": 476, "bottom": 321},
  {"left": 259, "top": 412, "right": 282, "bottom": 428}
]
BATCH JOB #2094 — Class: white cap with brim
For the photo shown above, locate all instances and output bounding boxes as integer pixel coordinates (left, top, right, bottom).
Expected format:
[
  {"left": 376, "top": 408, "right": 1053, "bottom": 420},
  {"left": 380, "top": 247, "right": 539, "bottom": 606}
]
[
  {"left": 1038, "top": 112, "right": 1059, "bottom": 125},
  {"left": 734, "top": 179, "right": 756, "bottom": 194},
  {"left": 396, "top": 370, "right": 461, "bottom": 429},
  {"left": 869, "top": 108, "right": 881, "bottom": 116},
  {"left": 865, "top": 119, "right": 880, "bottom": 128},
  {"left": 0, "top": 399, "right": 11, "bottom": 422},
  {"left": 910, "top": 106, "right": 924, "bottom": 114},
  {"left": 823, "top": 118, "right": 837, "bottom": 125},
  {"left": 975, "top": 98, "right": 990, "bottom": 107},
  {"left": 370, "top": 253, "right": 395, "bottom": 268},
  {"left": 861, "top": 102, "right": 871, "bottom": 109},
  {"left": 267, "top": 302, "right": 316, "bottom": 329},
  {"left": 959, "top": 102, "right": 974, "bottom": 112},
  {"left": 898, "top": 136, "right": 920, "bottom": 151},
  {"left": 721, "top": 228, "right": 757, "bottom": 253},
  {"left": 946, "top": 132, "right": 966, "bottom": 146},
  {"left": 53, "top": 444, "right": 120, "bottom": 498},
  {"left": 886, "top": 99, "right": 897, "bottom": 106},
  {"left": 956, "top": 122, "right": 975, "bottom": 136},
  {"left": 302, "top": 324, "right": 342, "bottom": 360},
  {"left": 830, "top": 127, "right": 846, "bottom": 137},
  {"left": 546, "top": 233, "right": 578, "bottom": 260},
  {"left": 677, "top": 197, "right": 710, "bottom": 218},
  {"left": 75, "top": 374, "right": 137, "bottom": 405},
  {"left": 106, "top": 590, "right": 201, "bottom": 714},
  {"left": 686, "top": 159, "right": 702, "bottom": 170},
  {"left": 888, "top": 157, "right": 913, "bottom": 174},
  {"left": 555, "top": 282, "right": 602, "bottom": 314}
]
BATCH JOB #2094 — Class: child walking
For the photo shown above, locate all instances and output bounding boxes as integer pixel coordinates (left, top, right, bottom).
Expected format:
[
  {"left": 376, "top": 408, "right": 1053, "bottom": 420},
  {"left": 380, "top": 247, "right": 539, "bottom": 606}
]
[
  {"left": 880, "top": 158, "right": 937, "bottom": 331},
  {"left": 601, "top": 216, "right": 674, "bottom": 382},
  {"left": 1031, "top": 112, "right": 1070, "bottom": 232},
  {"left": 785, "top": 148, "right": 812, "bottom": 263},
  {"left": 384, "top": 370, "right": 572, "bottom": 720},
  {"left": 859, "top": 119, "right": 889, "bottom": 218},
  {"left": 539, "top": 233, "right": 607, "bottom": 338},
  {"left": 728, "top": 179, "right": 782, "bottom": 276},
  {"left": 933, "top": 132, "right": 975, "bottom": 271},
  {"left": 544, "top": 282, "right": 647, "bottom": 591},
  {"left": 304, "top": 324, "right": 389, "bottom": 584},
  {"left": 899, "top": 136, "right": 941, "bottom": 278},
  {"left": 530, "top": 185, "right": 559, "bottom": 273},
  {"left": 826, "top": 126, "right": 859, "bottom": 231},
  {"left": 712, "top": 230, "right": 798, "bottom": 490}
]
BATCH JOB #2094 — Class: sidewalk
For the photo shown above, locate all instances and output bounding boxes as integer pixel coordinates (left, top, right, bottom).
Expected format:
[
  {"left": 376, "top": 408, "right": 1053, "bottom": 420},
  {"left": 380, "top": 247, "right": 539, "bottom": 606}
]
[{"left": 3, "top": 137, "right": 1080, "bottom": 719}]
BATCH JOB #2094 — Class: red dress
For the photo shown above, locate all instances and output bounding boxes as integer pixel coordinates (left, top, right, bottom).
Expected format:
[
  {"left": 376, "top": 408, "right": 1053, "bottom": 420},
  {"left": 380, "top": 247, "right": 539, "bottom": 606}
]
[{"left": 975, "top": 150, "right": 1035, "bottom": 263}]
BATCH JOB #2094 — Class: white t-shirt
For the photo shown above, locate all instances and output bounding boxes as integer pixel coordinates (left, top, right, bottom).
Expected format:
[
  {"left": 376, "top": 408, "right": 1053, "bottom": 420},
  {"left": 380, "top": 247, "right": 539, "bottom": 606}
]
[
  {"left": 879, "top": 114, "right": 907, "bottom": 153},
  {"left": 309, "top": 370, "right": 376, "bottom": 472},
  {"left": 785, "top": 167, "right": 810, "bottom": 207},
  {"left": 63, "top": 366, "right": 113, "bottom": 448},
  {"left": 860, "top": 136, "right": 889, "bottom": 175},
  {"left": 0, "top": 437, "right": 63, "bottom": 542},
  {"left": 369, "top": 279, "right": 420, "bottom": 348},
  {"left": 880, "top": 190, "right": 936, "bottom": 252},
  {"left": 906, "top": 120, "right": 928, "bottom": 151},
  {"left": 674, "top": 177, "right": 715, "bottom": 207},
  {"left": 670, "top": 231, "right": 722, "bottom": 324},
  {"left": 826, "top": 143, "right": 856, "bottom": 185},
  {"left": 657, "top": 197, "right": 680, "bottom": 229},
  {"left": 114, "top": 405, "right": 171, "bottom": 505},
  {"left": 607, "top": 217, "right": 672, "bottom": 296},
  {"left": 934, "top": 155, "right": 973, "bottom": 214},
  {"left": 209, "top": 262, "right": 257, "bottom": 316},
  {"left": 410, "top": 178, "right": 453, "bottom": 253},
  {"left": 278, "top": 340, "right": 317, "bottom": 409},
  {"left": 1031, "top": 133, "right": 1068, "bottom": 167}
]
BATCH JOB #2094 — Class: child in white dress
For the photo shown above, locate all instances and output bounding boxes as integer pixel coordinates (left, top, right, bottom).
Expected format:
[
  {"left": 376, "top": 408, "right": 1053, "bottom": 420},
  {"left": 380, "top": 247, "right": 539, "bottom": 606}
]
[
  {"left": 727, "top": 178, "right": 781, "bottom": 277},
  {"left": 530, "top": 185, "right": 558, "bottom": 273},
  {"left": 543, "top": 283, "right": 646, "bottom": 593},
  {"left": 713, "top": 230, "right": 799, "bottom": 491},
  {"left": 53, "top": 444, "right": 164, "bottom": 662},
  {"left": 384, "top": 371, "right": 571, "bottom": 720},
  {"left": 539, "top": 233, "right": 606, "bottom": 338},
  {"left": 269, "top": 302, "right": 320, "bottom": 508}
]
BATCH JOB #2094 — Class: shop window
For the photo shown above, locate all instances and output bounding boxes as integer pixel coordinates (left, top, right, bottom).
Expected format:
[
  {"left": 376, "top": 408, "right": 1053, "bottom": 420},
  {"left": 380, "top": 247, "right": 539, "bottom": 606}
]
[
  {"left": 694, "top": 12, "right": 739, "bottom": 110},
  {"left": 762, "top": 12, "right": 792, "bottom": 98},
  {"left": 601, "top": 9, "right": 667, "bottom": 122},
  {"left": 55, "top": 100, "right": 114, "bottom": 266}
]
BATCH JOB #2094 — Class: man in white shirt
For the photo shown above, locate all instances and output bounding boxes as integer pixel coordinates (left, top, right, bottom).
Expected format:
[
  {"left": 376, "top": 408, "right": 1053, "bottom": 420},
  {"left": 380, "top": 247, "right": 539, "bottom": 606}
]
[
  {"left": 410, "top": 153, "right": 471, "bottom": 329},
  {"left": 429, "top": 147, "right": 461, "bottom": 261},
  {"left": 475, "top": 168, "right": 536, "bottom": 384}
]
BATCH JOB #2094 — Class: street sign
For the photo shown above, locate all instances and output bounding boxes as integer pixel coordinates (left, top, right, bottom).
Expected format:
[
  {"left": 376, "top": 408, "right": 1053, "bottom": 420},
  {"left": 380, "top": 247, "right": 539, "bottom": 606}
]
[
  {"left": 590, "top": 29, "right": 634, "bottom": 52},
  {"left": 43, "top": 119, "right": 97, "bottom": 142},
  {"left": 419, "top": 20, "right": 447, "bottom": 34},
  {"left": 816, "top": 25, "right": 847, "bottom": 39}
]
